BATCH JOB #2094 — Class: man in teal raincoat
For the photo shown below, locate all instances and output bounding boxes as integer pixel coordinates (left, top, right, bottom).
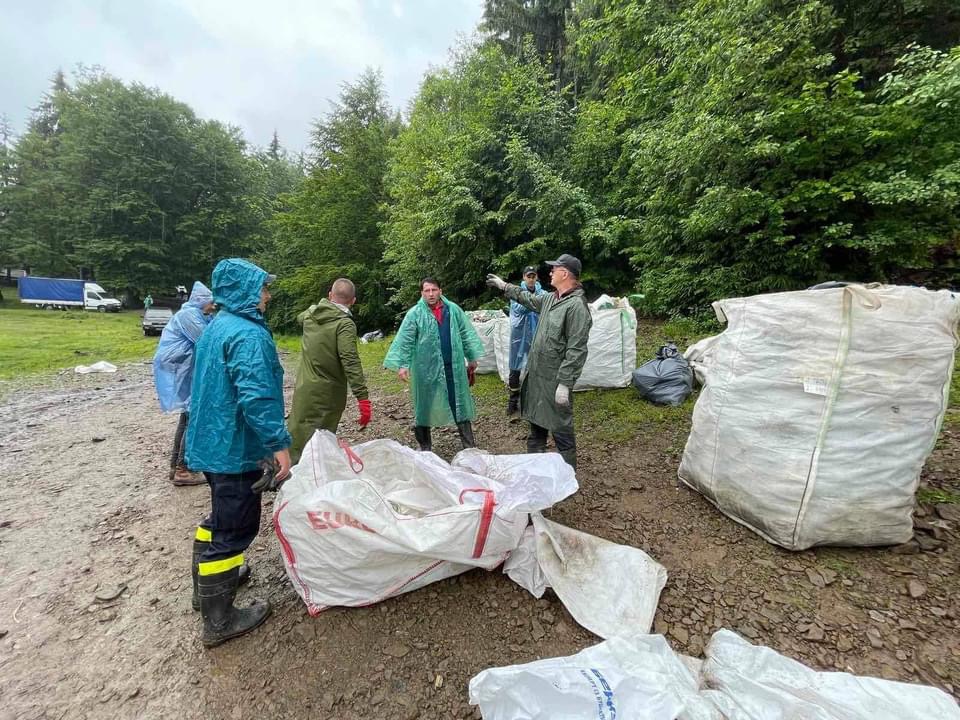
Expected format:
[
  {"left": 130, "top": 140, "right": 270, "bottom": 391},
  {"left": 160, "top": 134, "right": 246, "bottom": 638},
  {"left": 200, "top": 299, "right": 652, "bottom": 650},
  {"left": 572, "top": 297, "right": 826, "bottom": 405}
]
[
  {"left": 384, "top": 278, "right": 484, "bottom": 451},
  {"left": 152, "top": 280, "right": 216, "bottom": 486},
  {"left": 185, "top": 258, "right": 292, "bottom": 647}
]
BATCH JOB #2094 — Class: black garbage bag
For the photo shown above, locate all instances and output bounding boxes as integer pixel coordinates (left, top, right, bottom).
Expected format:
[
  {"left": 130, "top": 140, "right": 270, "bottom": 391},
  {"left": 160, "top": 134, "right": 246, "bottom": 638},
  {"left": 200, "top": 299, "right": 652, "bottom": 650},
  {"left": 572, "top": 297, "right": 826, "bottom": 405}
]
[{"left": 631, "top": 343, "right": 693, "bottom": 406}]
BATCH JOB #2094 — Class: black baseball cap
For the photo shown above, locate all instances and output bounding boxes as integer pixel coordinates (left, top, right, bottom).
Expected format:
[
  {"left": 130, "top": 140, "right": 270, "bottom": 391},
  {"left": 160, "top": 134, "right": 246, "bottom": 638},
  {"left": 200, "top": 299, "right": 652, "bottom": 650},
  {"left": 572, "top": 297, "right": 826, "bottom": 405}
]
[
  {"left": 522, "top": 265, "right": 538, "bottom": 276},
  {"left": 545, "top": 254, "right": 582, "bottom": 278}
]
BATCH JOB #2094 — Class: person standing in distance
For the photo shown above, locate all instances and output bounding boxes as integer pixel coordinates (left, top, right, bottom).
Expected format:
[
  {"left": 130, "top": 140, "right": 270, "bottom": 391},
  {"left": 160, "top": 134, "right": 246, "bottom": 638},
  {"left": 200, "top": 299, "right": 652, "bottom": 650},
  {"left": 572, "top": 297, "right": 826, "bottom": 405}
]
[
  {"left": 383, "top": 278, "right": 484, "bottom": 452},
  {"left": 486, "top": 254, "right": 592, "bottom": 469},
  {"left": 152, "top": 280, "right": 216, "bottom": 485},
  {"left": 506, "top": 265, "right": 545, "bottom": 417},
  {"left": 186, "top": 258, "right": 292, "bottom": 647},
  {"left": 287, "top": 278, "right": 371, "bottom": 462}
]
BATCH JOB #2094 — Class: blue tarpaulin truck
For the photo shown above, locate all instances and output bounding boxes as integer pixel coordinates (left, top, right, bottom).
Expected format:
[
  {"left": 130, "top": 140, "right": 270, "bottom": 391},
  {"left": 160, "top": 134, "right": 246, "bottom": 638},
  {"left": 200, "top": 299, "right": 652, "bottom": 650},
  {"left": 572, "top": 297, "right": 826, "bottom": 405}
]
[{"left": 18, "top": 277, "right": 122, "bottom": 312}]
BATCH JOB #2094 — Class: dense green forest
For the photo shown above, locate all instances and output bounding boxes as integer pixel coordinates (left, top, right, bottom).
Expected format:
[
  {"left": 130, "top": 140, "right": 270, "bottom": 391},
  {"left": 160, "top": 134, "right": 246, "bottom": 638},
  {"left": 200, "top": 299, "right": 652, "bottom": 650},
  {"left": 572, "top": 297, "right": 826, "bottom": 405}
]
[{"left": 2, "top": 0, "right": 958, "bottom": 330}]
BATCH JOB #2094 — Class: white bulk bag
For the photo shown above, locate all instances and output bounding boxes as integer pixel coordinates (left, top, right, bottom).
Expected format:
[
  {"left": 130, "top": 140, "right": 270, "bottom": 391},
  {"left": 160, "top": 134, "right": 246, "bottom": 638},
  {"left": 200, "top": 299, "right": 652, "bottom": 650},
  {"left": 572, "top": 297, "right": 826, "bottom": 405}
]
[
  {"left": 273, "top": 432, "right": 577, "bottom": 613},
  {"left": 494, "top": 297, "right": 638, "bottom": 390},
  {"left": 679, "top": 284, "right": 960, "bottom": 550},
  {"left": 702, "top": 629, "right": 960, "bottom": 719},
  {"left": 467, "top": 310, "right": 507, "bottom": 374},
  {"left": 469, "top": 634, "right": 720, "bottom": 720}
]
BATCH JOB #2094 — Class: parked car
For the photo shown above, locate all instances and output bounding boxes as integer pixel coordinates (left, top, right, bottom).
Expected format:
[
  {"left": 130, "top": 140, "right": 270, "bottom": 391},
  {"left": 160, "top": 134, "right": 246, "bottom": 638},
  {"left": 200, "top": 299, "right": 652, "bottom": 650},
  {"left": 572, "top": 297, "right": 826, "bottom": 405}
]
[
  {"left": 142, "top": 307, "right": 173, "bottom": 336},
  {"left": 18, "top": 277, "right": 122, "bottom": 312}
]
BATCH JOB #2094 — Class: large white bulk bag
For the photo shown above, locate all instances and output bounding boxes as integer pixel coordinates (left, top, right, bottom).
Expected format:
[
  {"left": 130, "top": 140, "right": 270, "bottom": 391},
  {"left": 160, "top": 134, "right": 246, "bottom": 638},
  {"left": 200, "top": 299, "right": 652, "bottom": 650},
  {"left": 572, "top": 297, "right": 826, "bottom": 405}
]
[
  {"left": 494, "top": 297, "right": 638, "bottom": 390},
  {"left": 679, "top": 284, "right": 959, "bottom": 550},
  {"left": 466, "top": 310, "right": 507, "bottom": 374},
  {"left": 273, "top": 432, "right": 577, "bottom": 613}
]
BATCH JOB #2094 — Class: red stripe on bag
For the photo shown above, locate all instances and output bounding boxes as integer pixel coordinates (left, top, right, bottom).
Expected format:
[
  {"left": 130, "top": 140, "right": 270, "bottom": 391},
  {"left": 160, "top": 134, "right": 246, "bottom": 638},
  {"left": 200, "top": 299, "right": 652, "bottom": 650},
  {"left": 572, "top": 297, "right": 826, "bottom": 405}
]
[
  {"left": 337, "top": 438, "right": 364, "bottom": 473},
  {"left": 459, "top": 488, "right": 497, "bottom": 559},
  {"left": 273, "top": 500, "right": 325, "bottom": 615}
]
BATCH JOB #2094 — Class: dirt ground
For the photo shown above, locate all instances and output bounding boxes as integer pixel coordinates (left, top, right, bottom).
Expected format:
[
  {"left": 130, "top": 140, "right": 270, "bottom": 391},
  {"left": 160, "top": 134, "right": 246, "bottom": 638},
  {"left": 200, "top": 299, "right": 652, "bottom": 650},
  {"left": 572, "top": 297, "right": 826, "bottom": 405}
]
[{"left": 1, "top": 357, "right": 958, "bottom": 720}]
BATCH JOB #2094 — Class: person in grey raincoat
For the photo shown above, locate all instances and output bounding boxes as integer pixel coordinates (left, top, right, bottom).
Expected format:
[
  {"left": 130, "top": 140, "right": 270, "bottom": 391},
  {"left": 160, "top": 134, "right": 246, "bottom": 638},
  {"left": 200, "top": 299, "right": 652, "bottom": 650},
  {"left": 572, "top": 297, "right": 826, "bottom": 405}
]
[
  {"left": 185, "top": 258, "right": 292, "bottom": 648},
  {"left": 383, "top": 278, "right": 484, "bottom": 452},
  {"left": 152, "top": 280, "right": 216, "bottom": 486},
  {"left": 288, "top": 278, "right": 371, "bottom": 462},
  {"left": 506, "top": 265, "right": 545, "bottom": 416},
  {"left": 487, "top": 254, "right": 592, "bottom": 468}
]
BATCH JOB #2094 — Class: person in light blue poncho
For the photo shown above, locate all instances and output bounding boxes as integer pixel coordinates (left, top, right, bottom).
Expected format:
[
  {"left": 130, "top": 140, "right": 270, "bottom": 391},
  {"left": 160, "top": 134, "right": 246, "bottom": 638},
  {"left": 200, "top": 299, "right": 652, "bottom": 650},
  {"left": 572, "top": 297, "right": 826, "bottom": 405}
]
[
  {"left": 506, "top": 265, "right": 545, "bottom": 417},
  {"left": 152, "top": 281, "right": 215, "bottom": 485}
]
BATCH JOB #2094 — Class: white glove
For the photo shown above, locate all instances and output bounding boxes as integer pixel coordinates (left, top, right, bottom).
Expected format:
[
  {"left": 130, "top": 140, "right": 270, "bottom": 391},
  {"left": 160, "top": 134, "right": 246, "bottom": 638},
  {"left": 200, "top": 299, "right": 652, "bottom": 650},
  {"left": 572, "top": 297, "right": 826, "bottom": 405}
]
[
  {"left": 485, "top": 273, "right": 507, "bottom": 291},
  {"left": 555, "top": 383, "right": 570, "bottom": 408}
]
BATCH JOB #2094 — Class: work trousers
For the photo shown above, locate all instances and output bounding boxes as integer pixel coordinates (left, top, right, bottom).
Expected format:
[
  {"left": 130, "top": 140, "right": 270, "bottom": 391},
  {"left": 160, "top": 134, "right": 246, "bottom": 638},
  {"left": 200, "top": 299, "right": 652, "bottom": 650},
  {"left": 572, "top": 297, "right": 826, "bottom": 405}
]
[
  {"left": 527, "top": 423, "right": 576, "bottom": 456},
  {"left": 196, "top": 468, "right": 263, "bottom": 576},
  {"left": 171, "top": 412, "right": 189, "bottom": 470}
]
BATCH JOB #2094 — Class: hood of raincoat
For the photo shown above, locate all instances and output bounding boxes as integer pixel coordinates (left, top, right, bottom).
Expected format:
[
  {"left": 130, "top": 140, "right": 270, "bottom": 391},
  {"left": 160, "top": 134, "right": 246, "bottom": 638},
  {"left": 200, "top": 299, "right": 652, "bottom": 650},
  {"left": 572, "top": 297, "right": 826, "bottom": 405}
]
[
  {"left": 297, "top": 298, "right": 350, "bottom": 326},
  {"left": 185, "top": 280, "right": 213, "bottom": 310},
  {"left": 211, "top": 258, "right": 269, "bottom": 321}
]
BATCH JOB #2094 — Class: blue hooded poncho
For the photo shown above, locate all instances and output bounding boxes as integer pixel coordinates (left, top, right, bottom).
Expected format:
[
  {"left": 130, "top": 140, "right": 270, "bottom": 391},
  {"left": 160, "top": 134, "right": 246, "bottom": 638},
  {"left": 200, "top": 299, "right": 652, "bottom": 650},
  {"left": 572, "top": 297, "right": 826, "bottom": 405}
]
[
  {"left": 185, "top": 259, "right": 291, "bottom": 473},
  {"left": 509, "top": 281, "right": 545, "bottom": 372},
  {"left": 152, "top": 281, "right": 214, "bottom": 413}
]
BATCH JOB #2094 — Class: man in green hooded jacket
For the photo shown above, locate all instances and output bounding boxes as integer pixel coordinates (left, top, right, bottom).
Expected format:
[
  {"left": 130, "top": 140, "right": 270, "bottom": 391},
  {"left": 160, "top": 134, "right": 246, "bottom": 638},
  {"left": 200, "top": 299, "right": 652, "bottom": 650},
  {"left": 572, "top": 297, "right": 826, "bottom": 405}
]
[
  {"left": 384, "top": 278, "right": 484, "bottom": 451},
  {"left": 288, "top": 278, "right": 371, "bottom": 462},
  {"left": 486, "top": 254, "right": 592, "bottom": 469}
]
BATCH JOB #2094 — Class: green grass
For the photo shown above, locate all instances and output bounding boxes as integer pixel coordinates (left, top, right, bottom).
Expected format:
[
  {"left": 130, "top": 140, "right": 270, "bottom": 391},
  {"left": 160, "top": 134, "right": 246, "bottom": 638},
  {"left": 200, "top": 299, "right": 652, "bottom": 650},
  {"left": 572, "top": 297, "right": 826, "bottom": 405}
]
[
  {"left": 0, "top": 303, "right": 158, "bottom": 380},
  {"left": 917, "top": 486, "right": 960, "bottom": 505},
  {"left": 817, "top": 552, "right": 861, "bottom": 577}
]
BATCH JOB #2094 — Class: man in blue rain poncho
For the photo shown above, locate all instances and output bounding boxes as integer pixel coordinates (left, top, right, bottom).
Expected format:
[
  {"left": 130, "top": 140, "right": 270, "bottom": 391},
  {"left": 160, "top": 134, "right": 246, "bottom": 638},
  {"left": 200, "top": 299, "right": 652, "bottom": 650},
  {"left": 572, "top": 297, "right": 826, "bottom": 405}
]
[
  {"left": 152, "top": 281, "right": 216, "bottom": 486},
  {"left": 384, "top": 278, "right": 485, "bottom": 452},
  {"left": 506, "top": 265, "right": 545, "bottom": 417},
  {"left": 186, "top": 258, "right": 292, "bottom": 648}
]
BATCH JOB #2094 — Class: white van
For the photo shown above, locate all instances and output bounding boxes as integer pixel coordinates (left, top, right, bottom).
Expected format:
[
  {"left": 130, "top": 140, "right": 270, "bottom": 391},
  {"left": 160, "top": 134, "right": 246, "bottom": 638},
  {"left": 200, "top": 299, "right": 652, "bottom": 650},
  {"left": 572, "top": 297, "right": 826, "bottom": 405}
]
[{"left": 83, "top": 283, "right": 123, "bottom": 312}]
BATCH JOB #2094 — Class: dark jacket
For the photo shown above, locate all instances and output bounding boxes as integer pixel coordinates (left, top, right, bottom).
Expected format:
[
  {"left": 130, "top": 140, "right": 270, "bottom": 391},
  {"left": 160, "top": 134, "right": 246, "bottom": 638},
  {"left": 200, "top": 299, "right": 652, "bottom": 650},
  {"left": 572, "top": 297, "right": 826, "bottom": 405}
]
[
  {"left": 288, "top": 299, "right": 368, "bottom": 461},
  {"left": 504, "top": 284, "right": 592, "bottom": 432}
]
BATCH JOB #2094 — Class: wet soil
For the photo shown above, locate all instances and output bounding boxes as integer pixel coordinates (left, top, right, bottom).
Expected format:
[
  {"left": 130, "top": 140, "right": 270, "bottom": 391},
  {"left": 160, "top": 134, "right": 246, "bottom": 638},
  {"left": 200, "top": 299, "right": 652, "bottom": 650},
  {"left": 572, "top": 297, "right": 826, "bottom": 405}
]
[{"left": 0, "top": 360, "right": 957, "bottom": 719}]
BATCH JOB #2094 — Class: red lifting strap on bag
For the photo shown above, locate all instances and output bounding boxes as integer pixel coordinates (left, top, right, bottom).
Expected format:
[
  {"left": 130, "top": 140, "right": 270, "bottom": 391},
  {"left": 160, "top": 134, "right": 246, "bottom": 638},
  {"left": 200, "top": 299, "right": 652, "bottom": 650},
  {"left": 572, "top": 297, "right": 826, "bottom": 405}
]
[
  {"left": 337, "top": 438, "right": 364, "bottom": 474},
  {"left": 459, "top": 488, "right": 497, "bottom": 559}
]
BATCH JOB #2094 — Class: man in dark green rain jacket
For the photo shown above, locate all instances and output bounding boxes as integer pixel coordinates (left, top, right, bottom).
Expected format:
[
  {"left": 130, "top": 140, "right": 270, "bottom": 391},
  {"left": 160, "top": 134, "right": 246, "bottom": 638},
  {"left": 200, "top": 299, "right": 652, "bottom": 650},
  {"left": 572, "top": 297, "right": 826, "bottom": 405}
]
[
  {"left": 383, "top": 278, "right": 484, "bottom": 452},
  {"left": 186, "top": 258, "right": 292, "bottom": 648},
  {"left": 487, "top": 254, "right": 592, "bottom": 469},
  {"left": 288, "top": 278, "right": 371, "bottom": 462}
]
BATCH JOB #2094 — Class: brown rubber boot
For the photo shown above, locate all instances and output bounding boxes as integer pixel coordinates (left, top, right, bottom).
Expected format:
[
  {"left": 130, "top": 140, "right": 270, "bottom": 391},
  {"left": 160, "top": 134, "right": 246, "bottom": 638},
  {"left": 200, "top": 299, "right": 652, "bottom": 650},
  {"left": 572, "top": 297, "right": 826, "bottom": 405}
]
[{"left": 173, "top": 465, "right": 205, "bottom": 486}]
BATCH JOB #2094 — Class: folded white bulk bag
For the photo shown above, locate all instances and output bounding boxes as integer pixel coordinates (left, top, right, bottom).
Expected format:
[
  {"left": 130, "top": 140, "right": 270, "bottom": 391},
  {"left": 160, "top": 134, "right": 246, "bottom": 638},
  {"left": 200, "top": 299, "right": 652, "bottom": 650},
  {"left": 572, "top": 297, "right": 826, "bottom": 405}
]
[
  {"left": 466, "top": 310, "right": 506, "bottom": 374},
  {"left": 273, "top": 433, "right": 577, "bottom": 613},
  {"left": 679, "top": 284, "right": 960, "bottom": 550},
  {"left": 469, "top": 634, "right": 715, "bottom": 720},
  {"left": 493, "top": 297, "right": 638, "bottom": 390},
  {"left": 702, "top": 629, "right": 960, "bottom": 719}
]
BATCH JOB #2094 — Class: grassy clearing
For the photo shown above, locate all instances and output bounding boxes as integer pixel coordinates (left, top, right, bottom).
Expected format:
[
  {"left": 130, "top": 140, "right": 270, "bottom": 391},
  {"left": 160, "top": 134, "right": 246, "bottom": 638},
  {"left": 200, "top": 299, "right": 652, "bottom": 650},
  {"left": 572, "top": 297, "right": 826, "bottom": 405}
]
[
  {"left": 4, "top": 296, "right": 957, "bottom": 441},
  {"left": 0, "top": 302, "right": 157, "bottom": 380}
]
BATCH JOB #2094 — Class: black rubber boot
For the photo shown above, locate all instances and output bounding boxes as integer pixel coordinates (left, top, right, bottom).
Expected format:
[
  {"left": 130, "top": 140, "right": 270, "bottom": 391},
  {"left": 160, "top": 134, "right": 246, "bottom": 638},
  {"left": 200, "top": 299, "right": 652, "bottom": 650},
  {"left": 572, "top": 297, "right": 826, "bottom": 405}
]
[
  {"left": 457, "top": 421, "right": 476, "bottom": 449},
  {"left": 506, "top": 394, "right": 519, "bottom": 416},
  {"left": 527, "top": 426, "right": 548, "bottom": 454},
  {"left": 193, "top": 539, "right": 251, "bottom": 611},
  {"left": 559, "top": 448, "right": 578, "bottom": 470},
  {"left": 413, "top": 426, "right": 432, "bottom": 452},
  {"left": 199, "top": 566, "right": 271, "bottom": 648}
]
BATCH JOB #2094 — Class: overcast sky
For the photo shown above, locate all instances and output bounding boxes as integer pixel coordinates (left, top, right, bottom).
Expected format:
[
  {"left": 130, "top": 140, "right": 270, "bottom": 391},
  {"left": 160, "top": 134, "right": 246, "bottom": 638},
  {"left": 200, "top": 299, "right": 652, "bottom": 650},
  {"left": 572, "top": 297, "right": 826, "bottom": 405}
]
[{"left": 1, "top": 0, "right": 484, "bottom": 152}]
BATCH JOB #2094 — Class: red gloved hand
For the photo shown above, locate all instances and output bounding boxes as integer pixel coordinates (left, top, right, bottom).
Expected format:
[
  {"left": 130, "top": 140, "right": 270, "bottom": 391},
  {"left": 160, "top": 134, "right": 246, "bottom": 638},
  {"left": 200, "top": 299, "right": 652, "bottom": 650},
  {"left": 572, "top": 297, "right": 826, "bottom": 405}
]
[
  {"left": 358, "top": 399, "right": 372, "bottom": 428},
  {"left": 467, "top": 366, "right": 476, "bottom": 387}
]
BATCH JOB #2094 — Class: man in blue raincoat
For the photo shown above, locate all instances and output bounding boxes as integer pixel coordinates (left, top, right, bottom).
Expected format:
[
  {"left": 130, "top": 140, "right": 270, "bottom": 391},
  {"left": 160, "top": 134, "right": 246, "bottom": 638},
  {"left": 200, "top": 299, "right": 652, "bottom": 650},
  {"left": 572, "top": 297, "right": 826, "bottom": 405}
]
[
  {"left": 186, "top": 258, "right": 292, "bottom": 648},
  {"left": 506, "top": 265, "right": 545, "bottom": 417},
  {"left": 152, "top": 281, "right": 216, "bottom": 486},
  {"left": 384, "top": 278, "right": 484, "bottom": 452}
]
